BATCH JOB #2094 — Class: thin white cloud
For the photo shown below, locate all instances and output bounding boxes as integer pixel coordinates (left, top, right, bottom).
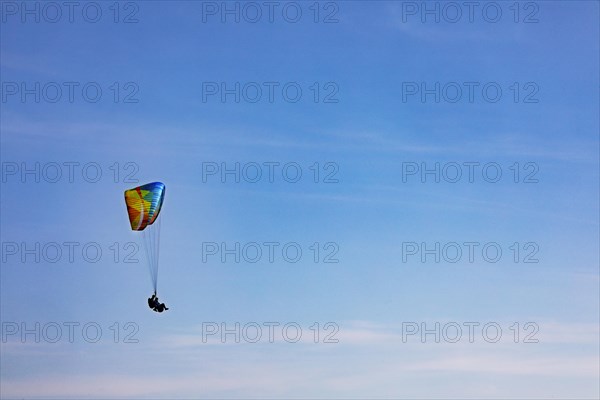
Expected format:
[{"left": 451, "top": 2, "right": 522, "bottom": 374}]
[{"left": 2, "top": 319, "right": 598, "bottom": 398}]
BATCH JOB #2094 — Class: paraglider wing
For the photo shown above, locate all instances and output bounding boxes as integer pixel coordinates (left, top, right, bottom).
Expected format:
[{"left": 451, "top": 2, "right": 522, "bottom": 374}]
[{"left": 124, "top": 182, "right": 165, "bottom": 231}]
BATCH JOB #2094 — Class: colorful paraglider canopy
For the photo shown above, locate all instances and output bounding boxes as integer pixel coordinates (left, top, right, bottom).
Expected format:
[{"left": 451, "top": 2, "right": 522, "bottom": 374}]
[{"left": 124, "top": 182, "right": 165, "bottom": 231}]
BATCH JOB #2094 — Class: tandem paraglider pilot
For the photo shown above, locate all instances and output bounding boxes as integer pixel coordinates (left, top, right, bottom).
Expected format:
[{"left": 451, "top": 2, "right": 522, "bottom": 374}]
[{"left": 148, "top": 292, "right": 169, "bottom": 313}]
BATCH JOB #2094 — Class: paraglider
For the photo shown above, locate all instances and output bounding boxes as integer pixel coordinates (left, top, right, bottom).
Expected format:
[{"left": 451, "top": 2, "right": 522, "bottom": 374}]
[{"left": 124, "top": 182, "right": 169, "bottom": 312}]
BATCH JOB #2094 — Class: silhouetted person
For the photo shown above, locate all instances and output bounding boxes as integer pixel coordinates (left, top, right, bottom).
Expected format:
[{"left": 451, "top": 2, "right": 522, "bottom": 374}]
[
  {"left": 148, "top": 293, "right": 157, "bottom": 309},
  {"left": 148, "top": 292, "right": 168, "bottom": 312}
]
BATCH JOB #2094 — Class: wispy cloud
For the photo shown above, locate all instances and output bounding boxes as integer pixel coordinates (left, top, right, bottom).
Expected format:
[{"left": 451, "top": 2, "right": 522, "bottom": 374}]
[{"left": 3, "top": 319, "right": 598, "bottom": 398}]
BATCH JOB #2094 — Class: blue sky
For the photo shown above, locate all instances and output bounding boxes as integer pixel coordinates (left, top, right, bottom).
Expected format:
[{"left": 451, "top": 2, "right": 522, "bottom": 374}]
[{"left": 1, "top": 1, "right": 599, "bottom": 398}]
